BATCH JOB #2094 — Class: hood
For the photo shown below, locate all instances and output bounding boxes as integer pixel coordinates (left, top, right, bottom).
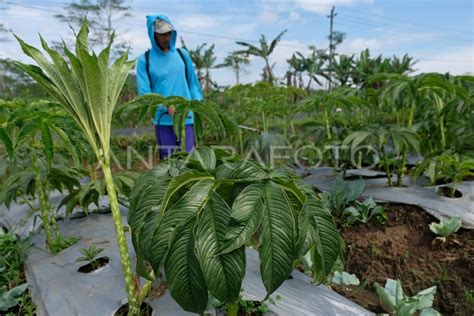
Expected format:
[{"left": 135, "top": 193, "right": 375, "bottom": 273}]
[{"left": 146, "top": 15, "right": 177, "bottom": 53}]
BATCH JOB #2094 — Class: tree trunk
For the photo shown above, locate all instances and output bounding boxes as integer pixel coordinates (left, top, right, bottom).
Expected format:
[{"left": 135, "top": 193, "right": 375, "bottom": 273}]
[
  {"left": 235, "top": 63, "right": 240, "bottom": 85},
  {"left": 205, "top": 69, "right": 210, "bottom": 96}
]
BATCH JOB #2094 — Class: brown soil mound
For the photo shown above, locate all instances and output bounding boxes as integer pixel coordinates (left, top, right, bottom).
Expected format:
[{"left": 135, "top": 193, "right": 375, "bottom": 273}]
[{"left": 337, "top": 203, "right": 474, "bottom": 315}]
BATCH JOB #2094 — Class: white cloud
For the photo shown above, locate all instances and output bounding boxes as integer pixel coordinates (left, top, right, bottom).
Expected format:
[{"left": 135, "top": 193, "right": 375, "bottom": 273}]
[
  {"left": 294, "top": 0, "right": 374, "bottom": 15},
  {"left": 174, "top": 16, "right": 219, "bottom": 30},
  {"left": 341, "top": 37, "right": 382, "bottom": 52},
  {"left": 340, "top": 32, "right": 441, "bottom": 55},
  {"left": 415, "top": 46, "right": 474, "bottom": 75}
]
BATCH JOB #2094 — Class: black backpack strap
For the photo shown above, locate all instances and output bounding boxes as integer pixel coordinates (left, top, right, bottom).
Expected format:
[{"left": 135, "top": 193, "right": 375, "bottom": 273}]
[
  {"left": 177, "top": 48, "right": 190, "bottom": 89},
  {"left": 145, "top": 49, "right": 152, "bottom": 90}
]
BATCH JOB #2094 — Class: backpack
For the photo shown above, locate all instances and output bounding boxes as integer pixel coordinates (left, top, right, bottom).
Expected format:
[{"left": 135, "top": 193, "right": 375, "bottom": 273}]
[{"left": 144, "top": 48, "right": 190, "bottom": 90}]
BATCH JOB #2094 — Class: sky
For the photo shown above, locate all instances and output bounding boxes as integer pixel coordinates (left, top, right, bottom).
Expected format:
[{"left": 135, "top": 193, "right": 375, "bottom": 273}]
[{"left": 0, "top": 0, "right": 473, "bottom": 86}]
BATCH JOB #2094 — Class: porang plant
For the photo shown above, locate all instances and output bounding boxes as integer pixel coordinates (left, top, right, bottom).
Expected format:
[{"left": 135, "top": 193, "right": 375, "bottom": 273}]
[
  {"left": 14, "top": 20, "right": 142, "bottom": 313},
  {"left": 0, "top": 100, "right": 83, "bottom": 252},
  {"left": 128, "top": 147, "right": 342, "bottom": 315}
]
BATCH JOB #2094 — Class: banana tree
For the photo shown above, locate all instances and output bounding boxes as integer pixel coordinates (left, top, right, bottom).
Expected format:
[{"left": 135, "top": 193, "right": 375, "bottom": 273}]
[
  {"left": 235, "top": 30, "right": 287, "bottom": 84},
  {"left": 0, "top": 100, "right": 83, "bottom": 251},
  {"left": 14, "top": 20, "right": 141, "bottom": 313},
  {"left": 128, "top": 147, "right": 342, "bottom": 315}
]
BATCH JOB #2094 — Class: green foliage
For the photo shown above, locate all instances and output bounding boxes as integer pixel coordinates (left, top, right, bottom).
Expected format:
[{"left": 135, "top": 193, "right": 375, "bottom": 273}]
[
  {"left": 57, "top": 170, "right": 140, "bottom": 216},
  {"left": 236, "top": 294, "right": 281, "bottom": 314},
  {"left": 0, "top": 283, "right": 29, "bottom": 312},
  {"left": 331, "top": 271, "right": 360, "bottom": 286},
  {"left": 375, "top": 279, "right": 439, "bottom": 316},
  {"left": 76, "top": 244, "right": 104, "bottom": 268},
  {"left": 128, "top": 147, "right": 341, "bottom": 314},
  {"left": 413, "top": 152, "right": 474, "bottom": 189},
  {"left": 429, "top": 216, "right": 462, "bottom": 238},
  {"left": 0, "top": 228, "right": 35, "bottom": 314},
  {"left": 119, "top": 94, "right": 238, "bottom": 148},
  {"left": 343, "top": 124, "right": 420, "bottom": 186},
  {"left": 343, "top": 196, "right": 387, "bottom": 225},
  {"left": 48, "top": 235, "right": 80, "bottom": 254},
  {"left": 319, "top": 175, "right": 365, "bottom": 215},
  {"left": 14, "top": 18, "right": 140, "bottom": 313}
]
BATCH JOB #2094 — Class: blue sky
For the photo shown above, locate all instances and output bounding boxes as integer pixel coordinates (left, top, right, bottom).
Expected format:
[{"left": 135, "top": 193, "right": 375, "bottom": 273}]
[{"left": 1, "top": 0, "right": 473, "bottom": 86}]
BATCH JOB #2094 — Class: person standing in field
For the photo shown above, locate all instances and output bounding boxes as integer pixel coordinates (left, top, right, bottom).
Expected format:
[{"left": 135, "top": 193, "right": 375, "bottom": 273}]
[{"left": 136, "top": 15, "right": 203, "bottom": 159}]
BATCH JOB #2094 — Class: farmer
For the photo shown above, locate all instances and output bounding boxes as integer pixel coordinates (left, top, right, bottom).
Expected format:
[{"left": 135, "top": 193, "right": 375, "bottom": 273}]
[{"left": 136, "top": 15, "right": 203, "bottom": 159}]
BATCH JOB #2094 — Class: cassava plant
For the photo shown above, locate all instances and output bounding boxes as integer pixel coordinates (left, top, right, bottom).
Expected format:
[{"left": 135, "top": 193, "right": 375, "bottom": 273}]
[
  {"left": 128, "top": 147, "right": 342, "bottom": 315},
  {"left": 14, "top": 20, "right": 141, "bottom": 314}
]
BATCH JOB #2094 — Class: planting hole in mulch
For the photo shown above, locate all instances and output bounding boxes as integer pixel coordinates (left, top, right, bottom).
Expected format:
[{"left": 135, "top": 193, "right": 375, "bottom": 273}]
[
  {"left": 115, "top": 302, "right": 153, "bottom": 316},
  {"left": 436, "top": 186, "right": 463, "bottom": 198},
  {"left": 77, "top": 257, "right": 110, "bottom": 273},
  {"left": 336, "top": 203, "right": 474, "bottom": 315},
  {"left": 343, "top": 174, "right": 387, "bottom": 181}
]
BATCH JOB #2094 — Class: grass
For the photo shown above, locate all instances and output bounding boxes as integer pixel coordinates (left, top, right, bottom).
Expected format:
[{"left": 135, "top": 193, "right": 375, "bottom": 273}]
[{"left": 0, "top": 228, "right": 36, "bottom": 315}]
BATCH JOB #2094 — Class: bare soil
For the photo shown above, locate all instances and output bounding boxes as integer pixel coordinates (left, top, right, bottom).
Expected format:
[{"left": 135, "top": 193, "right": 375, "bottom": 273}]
[{"left": 336, "top": 203, "right": 474, "bottom": 315}]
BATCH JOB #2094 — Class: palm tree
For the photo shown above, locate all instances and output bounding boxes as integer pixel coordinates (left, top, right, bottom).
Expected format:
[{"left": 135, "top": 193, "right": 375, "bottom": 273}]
[
  {"left": 297, "top": 46, "right": 328, "bottom": 92},
  {"left": 216, "top": 52, "right": 250, "bottom": 85},
  {"left": 202, "top": 44, "right": 217, "bottom": 95},
  {"left": 235, "top": 30, "right": 287, "bottom": 84},
  {"left": 180, "top": 37, "right": 206, "bottom": 87}
]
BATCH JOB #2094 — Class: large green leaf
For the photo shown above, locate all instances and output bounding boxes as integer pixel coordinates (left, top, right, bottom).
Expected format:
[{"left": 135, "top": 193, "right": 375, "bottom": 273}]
[
  {"left": 146, "top": 179, "right": 214, "bottom": 272},
  {"left": 220, "top": 183, "right": 265, "bottom": 254},
  {"left": 160, "top": 169, "right": 213, "bottom": 214},
  {"left": 189, "top": 147, "right": 217, "bottom": 172},
  {"left": 215, "top": 160, "right": 268, "bottom": 182},
  {"left": 164, "top": 217, "right": 208, "bottom": 314},
  {"left": 0, "top": 128, "right": 14, "bottom": 160},
  {"left": 259, "top": 181, "right": 296, "bottom": 295},
  {"left": 307, "top": 196, "right": 341, "bottom": 282},
  {"left": 196, "top": 191, "right": 245, "bottom": 303}
]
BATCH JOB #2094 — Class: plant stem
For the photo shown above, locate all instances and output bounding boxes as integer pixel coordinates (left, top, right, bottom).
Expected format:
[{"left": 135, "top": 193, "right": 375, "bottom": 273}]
[
  {"left": 324, "top": 109, "right": 332, "bottom": 140},
  {"left": 439, "top": 114, "right": 446, "bottom": 150},
  {"left": 31, "top": 151, "right": 55, "bottom": 249},
  {"left": 228, "top": 301, "right": 239, "bottom": 316},
  {"left": 181, "top": 123, "right": 186, "bottom": 153},
  {"left": 396, "top": 150, "right": 407, "bottom": 186},
  {"left": 239, "top": 129, "right": 244, "bottom": 156},
  {"left": 408, "top": 101, "right": 416, "bottom": 127},
  {"left": 102, "top": 162, "right": 139, "bottom": 315},
  {"left": 138, "top": 270, "right": 156, "bottom": 305}
]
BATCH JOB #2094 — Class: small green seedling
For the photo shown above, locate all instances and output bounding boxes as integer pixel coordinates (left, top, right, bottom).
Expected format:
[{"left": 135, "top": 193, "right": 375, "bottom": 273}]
[
  {"left": 320, "top": 175, "right": 366, "bottom": 215},
  {"left": 343, "top": 196, "right": 386, "bottom": 225},
  {"left": 375, "top": 279, "right": 439, "bottom": 316},
  {"left": 429, "top": 216, "right": 461, "bottom": 241},
  {"left": 76, "top": 244, "right": 104, "bottom": 269},
  {"left": 331, "top": 271, "right": 360, "bottom": 286},
  {"left": 0, "top": 283, "right": 29, "bottom": 312}
]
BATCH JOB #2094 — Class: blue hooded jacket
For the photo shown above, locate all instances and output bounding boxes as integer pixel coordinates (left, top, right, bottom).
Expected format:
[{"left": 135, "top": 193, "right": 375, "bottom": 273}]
[{"left": 136, "top": 15, "right": 203, "bottom": 126}]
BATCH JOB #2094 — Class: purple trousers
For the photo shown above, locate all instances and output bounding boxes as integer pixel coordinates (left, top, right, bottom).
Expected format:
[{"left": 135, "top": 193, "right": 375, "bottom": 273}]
[{"left": 154, "top": 124, "right": 195, "bottom": 159}]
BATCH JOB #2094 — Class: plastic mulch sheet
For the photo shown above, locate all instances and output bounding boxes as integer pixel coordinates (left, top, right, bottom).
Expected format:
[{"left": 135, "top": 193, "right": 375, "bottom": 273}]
[
  {"left": 24, "top": 212, "right": 372, "bottom": 316},
  {"left": 303, "top": 168, "right": 474, "bottom": 229}
]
